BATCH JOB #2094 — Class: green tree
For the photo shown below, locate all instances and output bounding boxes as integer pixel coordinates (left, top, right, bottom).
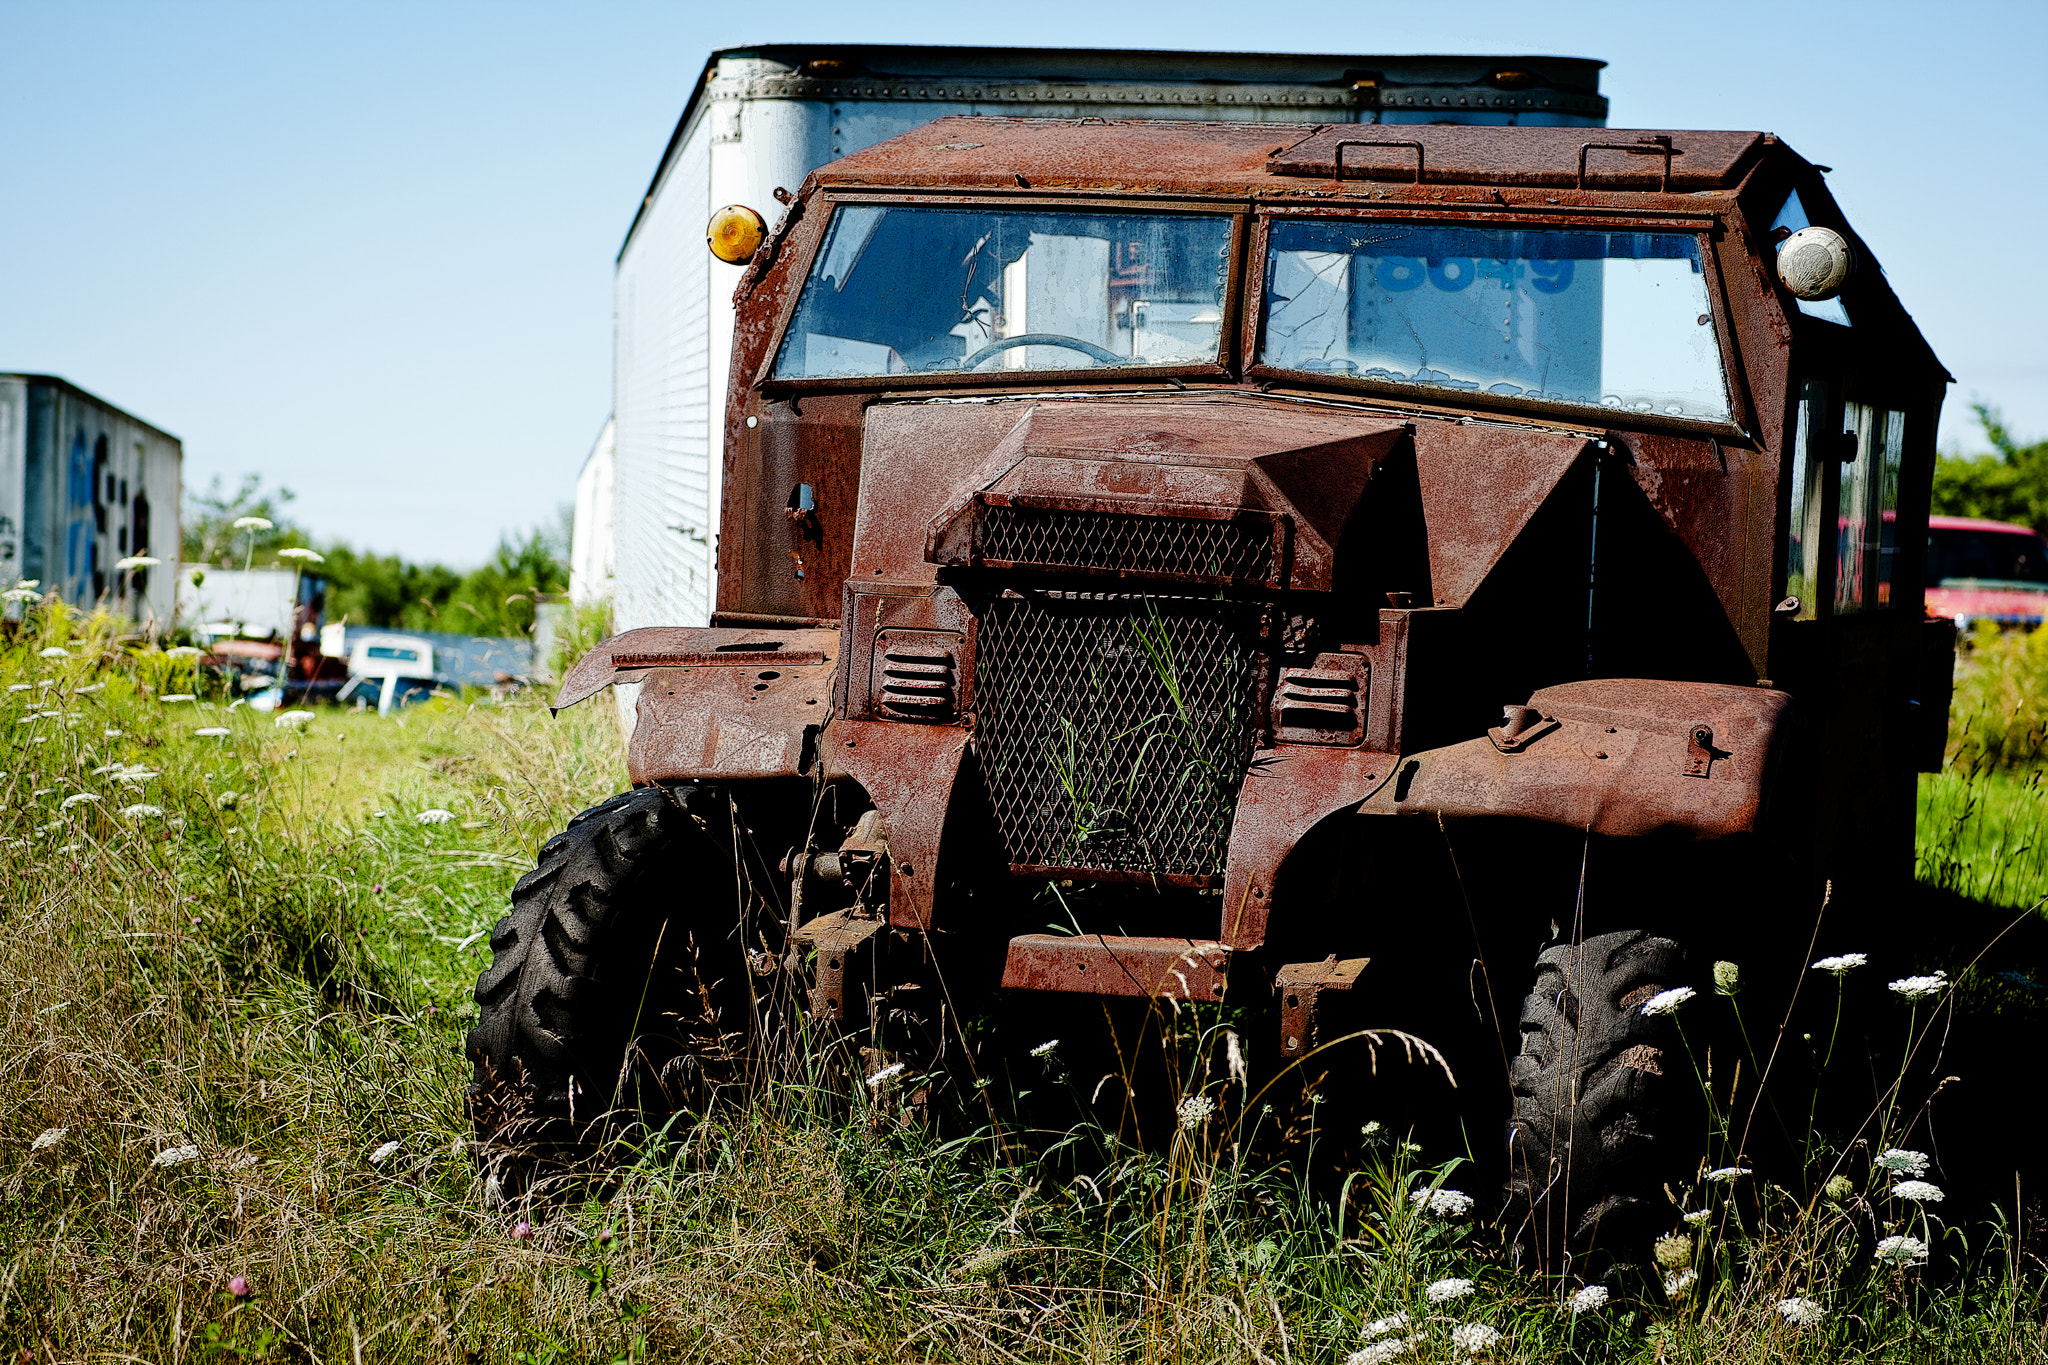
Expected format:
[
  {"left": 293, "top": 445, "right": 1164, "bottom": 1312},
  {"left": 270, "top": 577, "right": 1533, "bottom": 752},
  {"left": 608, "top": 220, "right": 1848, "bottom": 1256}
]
[
  {"left": 181, "top": 475, "right": 308, "bottom": 567},
  {"left": 1932, "top": 403, "right": 2048, "bottom": 533}
]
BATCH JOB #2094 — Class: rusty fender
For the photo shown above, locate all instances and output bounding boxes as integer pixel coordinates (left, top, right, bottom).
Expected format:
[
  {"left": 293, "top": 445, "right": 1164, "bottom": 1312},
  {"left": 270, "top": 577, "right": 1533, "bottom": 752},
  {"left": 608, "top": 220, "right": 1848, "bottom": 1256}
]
[
  {"left": 552, "top": 626, "right": 841, "bottom": 785},
  {"left": 1358, "top": 678, "right": 1792, "bottom": 836}
]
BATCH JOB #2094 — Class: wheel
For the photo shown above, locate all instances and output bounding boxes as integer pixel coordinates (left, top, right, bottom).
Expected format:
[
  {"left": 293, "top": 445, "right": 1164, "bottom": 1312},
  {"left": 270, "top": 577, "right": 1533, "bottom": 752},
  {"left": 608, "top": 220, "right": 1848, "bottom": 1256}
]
[
  {"left": 958, "top": 332, "right": 1125, "bottom": 369},
  {"left": 1505, "top": 928, "right": 1690, "bottom": 1266},
  {"left": 466, "top": 784, "right": 747, "bottom": 1175}
]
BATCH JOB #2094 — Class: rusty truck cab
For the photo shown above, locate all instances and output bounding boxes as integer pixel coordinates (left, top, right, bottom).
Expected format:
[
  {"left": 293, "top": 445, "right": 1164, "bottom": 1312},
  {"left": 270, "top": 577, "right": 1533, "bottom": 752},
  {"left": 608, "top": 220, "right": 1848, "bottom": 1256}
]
[{"left": 558, "top": 117, "right": 1948, "bottom": 1033}]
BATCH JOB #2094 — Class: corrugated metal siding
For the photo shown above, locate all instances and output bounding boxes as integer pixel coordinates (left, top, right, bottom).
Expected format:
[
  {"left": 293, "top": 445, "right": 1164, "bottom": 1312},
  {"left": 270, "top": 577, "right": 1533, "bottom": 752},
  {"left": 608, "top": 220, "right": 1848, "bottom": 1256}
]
[
  {"left": 613, "top": 114, "right": 714, "bottom": 632},
  {"left": 0, "top": 379, "right": 23, "bottom": 582}
]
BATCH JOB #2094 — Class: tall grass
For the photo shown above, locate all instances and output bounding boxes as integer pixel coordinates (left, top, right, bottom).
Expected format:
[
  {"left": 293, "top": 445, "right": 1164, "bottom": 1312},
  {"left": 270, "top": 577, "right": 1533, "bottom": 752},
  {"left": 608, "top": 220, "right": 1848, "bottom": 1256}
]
[{"left": 3, "top": 596, "right": 2046, "bottom": 1361}]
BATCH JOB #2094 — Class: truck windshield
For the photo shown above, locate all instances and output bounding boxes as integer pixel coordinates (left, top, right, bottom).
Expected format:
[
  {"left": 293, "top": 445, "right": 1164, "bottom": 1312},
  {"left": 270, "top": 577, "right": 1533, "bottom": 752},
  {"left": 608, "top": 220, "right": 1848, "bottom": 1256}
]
[
  {"left": 1259, "top": 221, "right": 1730, "bottom": 422},
  {"left": 771, "top": 206, "right": 1233, "bottom": 379}
]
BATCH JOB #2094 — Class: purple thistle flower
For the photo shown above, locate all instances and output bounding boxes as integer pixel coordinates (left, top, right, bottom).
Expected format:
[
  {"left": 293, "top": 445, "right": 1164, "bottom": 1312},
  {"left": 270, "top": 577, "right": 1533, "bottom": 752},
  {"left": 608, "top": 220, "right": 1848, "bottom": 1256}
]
[
  {"left": 512, "top": 1220, "right": 534, "bottom": 1241},
  {"left": 228, "top": 1276, "right": 250, "bottom": 1298}
]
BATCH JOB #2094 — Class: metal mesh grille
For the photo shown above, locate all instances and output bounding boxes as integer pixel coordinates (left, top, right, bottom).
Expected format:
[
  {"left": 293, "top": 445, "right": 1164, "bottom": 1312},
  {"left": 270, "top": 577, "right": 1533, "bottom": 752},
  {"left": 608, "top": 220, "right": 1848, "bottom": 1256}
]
[
  {"left": 979, "top": 506, "right": 1273, "bottom": 582},
  {"left": 974, "top": 593, "right": 1264, "bottom": 878}
]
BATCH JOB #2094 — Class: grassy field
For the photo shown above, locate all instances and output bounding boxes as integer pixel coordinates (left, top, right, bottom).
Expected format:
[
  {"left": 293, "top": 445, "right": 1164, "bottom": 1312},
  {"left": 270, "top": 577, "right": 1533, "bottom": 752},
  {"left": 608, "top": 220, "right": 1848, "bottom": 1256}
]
[{"left": 4, "top": 606, "right": 2047, "bottom": 1363}]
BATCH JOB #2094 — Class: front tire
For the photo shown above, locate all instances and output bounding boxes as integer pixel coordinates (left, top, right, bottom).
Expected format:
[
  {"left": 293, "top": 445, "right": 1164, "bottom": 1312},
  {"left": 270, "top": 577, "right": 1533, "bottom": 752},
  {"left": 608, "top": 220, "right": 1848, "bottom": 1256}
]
[
  {"left": 466, "top": 784, "right": 745, "bottom": 1172},
  {"left": 1505, "top": 928, "right": 1689, "bottom": 1266}
]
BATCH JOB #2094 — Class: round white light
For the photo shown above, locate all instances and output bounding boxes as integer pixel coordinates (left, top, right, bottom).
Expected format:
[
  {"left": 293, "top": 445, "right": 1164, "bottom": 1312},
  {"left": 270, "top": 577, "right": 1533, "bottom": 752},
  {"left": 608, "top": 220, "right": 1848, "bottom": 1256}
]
[{"left": 1777, "top": 226, "right": 1854, "bottom": 301}]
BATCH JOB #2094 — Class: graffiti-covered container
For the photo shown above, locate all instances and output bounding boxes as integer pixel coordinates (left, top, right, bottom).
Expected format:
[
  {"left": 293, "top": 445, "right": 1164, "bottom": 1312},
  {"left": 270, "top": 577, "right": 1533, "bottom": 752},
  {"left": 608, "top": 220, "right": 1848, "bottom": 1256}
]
[{"left": 0, "top": 373, "right": 183, "bottom": 627}]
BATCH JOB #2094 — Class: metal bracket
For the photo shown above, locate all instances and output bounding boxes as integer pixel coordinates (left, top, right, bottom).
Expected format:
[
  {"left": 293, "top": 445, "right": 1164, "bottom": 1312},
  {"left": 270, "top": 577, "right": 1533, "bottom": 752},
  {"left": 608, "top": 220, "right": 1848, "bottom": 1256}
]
[
  {"left": 1487, "top": 704, "right": 1559, "bottom": 754},
  {"left": 1577, "top": 134, "right": 1677, "bottom": 191},
  {"left": 1276, "top": 956, "right": 1369, "bottom": 1057},
  {"left": 794, "top": 908, "right": 886, "bottom": 1021},
  {"left": 1682, "top": 723, "right": 1716, "bottom": 778}
]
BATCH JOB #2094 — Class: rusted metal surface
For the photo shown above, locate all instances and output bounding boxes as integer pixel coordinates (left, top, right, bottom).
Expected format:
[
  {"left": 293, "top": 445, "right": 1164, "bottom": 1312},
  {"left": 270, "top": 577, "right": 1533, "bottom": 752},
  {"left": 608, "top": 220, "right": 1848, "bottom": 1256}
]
[
  {"left": 1276, "top": 956, "right": 1369, "bottom": 1058},
  {"left": 626, "top": 646, "right": 837, "bottom": 785},
  {"left": 823, "top": 717, "right": 969, "bottom": 932},
  {"left": 1266, "top": 126, "right": 1763, "bottom": 190},
  {"left": 794, "top": 908, "right": 886, "bottom": 1020},
  {"left": 1360, "top": 679, "right": 1792, "bottom": 838},
  {"left": 555, "top": 627, "right": 837, "bottom": 710},
  {"left": 1411, "top": 426, "right": 1592, "bottom": 608},
  {"left": 1220, "top": 746, "right": 1387, "bottom": 949},
  {"left": 1002, "top": 934, "right": 1231, "bottom": 1000}
]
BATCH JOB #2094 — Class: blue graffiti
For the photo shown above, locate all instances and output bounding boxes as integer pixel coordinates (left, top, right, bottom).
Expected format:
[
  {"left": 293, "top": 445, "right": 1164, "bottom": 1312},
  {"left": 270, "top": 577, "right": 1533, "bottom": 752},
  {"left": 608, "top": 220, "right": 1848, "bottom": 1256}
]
[{"left": 65, "top": 428, "right": 95, "bottom": 601}]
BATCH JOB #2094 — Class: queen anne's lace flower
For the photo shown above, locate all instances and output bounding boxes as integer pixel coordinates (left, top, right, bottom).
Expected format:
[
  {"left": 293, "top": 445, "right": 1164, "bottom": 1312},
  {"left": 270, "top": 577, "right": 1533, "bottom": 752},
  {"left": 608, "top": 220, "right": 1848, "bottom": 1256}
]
[
  {"left": 1362, "top": 1312, "right": 1410, "bottom": 1338},
  {"left": 1875, "top": 1149, "right": 1930, "bottom": 1177},
  {"left": 1030, "top": 1039, "right": 1059, "bottom": 1058},
  {"left": 1450, "top": 1323, "right": 1501, "bottom": 1355},
  {"left": 1892, "top": 1179, "right": 1944, "bottom": 1202},
  {"left": 276, "top": 547, "right": 325, "bottom": 563},
  {"left": 1346, "top": 1341, "right": 1412, "bottom": 1365},
  {"left": 152, "top": 1145, "right": 201, "bottom": 1168},
  {"left": 1777, "top": 1296, "right": 1825, "bottom": 1326},
  {"left": 38, "top": 647, "right": 69, "bottom": 659},
  {"left": 1569, "top": 1284, "right": 1608, "bottom": 1314},
  {"left": 1426, "top": 1277, "right": 1475, "bottom": 1303},
  {"left": 1875, "top": 1234, "right": 1929, "bottom": 1266},
  {"left": 1706, "top": 1166, "right": 1752, "bottom": 1182},
  {"left": 194, "top": 727, "right": 230, "bottom": 738},
  {"left": 1664, "top": 1269, "right": 1697, "bottom": 1298},
  {"left": 1888, "top": 972, "right": 1947, "bottom": 1000},
  {"left": 1177, "top": 1095, "right": 1215, "bottom": 1130},
  {"left": 30, "top": 1127, "right": 67, "bottom": 1151},
  {"left": 865, "top": 1063, "right": 906, "bottom": 1089},
  {"left": 369, "top": 1140, "right": 402, "bottom": 1166},
  {"left": 1640, "top": 986, "right": 1696, "bottom": 1016},
  {"left": 1652, "top": 1234, "right": 1691, "bottom": 1268},
  {"left": 160, "top": 693, "right": 196, "bottom": 703},
  {"left": 415, "top": 809, "right": 455, "bottom": 824},
  {"left": 1410, "top": 1187, "right": 1475, "bottom": 1217},
  {"left": 1682, "top": 1209, "right": 1709, "bottom": 1225},
  {"left": 119, "top": 804, "right": 164, "bottom": 819},
  {"left": 59, "top": 792, "right": 100, "bottom": 809},
  {"left": 274, "top": 710, "right": 315, "bottom": 729},
  {"left": 1812, "top": 953, "right": 1867, "bottom": 974}
]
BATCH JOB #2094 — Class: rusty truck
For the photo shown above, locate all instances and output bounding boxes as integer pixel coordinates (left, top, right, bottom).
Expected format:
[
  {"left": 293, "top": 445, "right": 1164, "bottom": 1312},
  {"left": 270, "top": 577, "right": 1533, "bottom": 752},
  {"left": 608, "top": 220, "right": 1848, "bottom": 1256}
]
[{"left": 469, "top": 116, "right": 1953, "bottom": 1254}]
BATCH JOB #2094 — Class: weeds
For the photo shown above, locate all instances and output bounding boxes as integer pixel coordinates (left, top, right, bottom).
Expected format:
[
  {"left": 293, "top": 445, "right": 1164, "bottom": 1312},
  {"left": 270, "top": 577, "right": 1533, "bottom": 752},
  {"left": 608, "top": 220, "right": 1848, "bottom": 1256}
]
[{"left": 2, "top": 592, "right": 2046, "bottom": 1361}]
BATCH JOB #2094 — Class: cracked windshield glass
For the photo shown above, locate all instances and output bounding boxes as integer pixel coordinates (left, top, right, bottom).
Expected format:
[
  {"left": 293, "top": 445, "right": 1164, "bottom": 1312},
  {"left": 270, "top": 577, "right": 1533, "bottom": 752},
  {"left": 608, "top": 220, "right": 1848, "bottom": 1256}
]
[
  {"left": 1259, "top": 221, "right": 1730, "bottom": 422},
  {"left": 771, "top": 206, "right": 1233, "bottom": 378}
]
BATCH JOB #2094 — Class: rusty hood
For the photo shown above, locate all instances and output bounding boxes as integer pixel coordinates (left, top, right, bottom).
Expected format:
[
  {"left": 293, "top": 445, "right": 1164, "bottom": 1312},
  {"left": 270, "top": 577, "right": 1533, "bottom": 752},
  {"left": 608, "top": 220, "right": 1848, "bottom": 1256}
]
[{"left": 853, "top": 394, "right": 1410, "bottom": 589}]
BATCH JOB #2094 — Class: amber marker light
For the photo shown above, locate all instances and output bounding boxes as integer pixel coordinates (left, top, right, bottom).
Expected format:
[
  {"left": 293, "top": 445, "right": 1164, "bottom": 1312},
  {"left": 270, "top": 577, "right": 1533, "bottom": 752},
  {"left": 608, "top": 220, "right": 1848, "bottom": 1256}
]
[{"left": 706, "top": 205, "right": 768, "bottom": 264}]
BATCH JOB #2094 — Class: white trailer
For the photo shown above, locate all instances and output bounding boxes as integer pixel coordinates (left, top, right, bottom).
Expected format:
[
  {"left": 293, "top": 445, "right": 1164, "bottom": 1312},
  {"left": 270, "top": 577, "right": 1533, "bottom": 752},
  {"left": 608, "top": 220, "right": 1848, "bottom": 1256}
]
[
  {"left": 0, "top": 373, "right": 182, "bottom": 628},
  {"left": 602, "top": 44, "right": 1608, "bottom": 633}
]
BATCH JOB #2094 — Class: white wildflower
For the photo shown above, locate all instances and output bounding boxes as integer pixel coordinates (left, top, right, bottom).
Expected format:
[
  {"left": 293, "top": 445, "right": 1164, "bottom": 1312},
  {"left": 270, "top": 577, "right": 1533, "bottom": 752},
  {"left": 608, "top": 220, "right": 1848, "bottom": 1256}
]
[
  {"left": 1, "top": 588, "right": 37, "bottom": 604},
  {"left": 7, "top": 683, "right": 31, "bottom": 691},
  {"left": 1361, "top": 1120, "right": 1382, "bottom": 1136},
  {"left": 1410, "top": 1187, "right": 1476, "bottom": 1217},
  {"left": 74, "top": 682, "right": 103, "bottom": 694},
  {"left": 1363, "top": 1311, "right": 1411, "bottom": 1338},
  {"left": 232, "top": 516, "right": 273, "bottom": 531},
  {"left": 1888, "top": 972, "right": 1947, "bottom": 1000},
  {"left": 151, "top": 1144, "right": 201, "bottom": 1168},
  {"left": 1875, "top": 1148, "right": 1930, "bottom": 1177},
  {"left": 104, "top": 728, "right": 122, "bottom": 738},
  {"left": 115, "top": 766, "right": 159, "bottom": 785},
  {"left": 369, "top": 1140, "right": 402, "bottom": 1166},
  {"left": 416, "top": 808, "right": 455, "bottom": 825},
  {"left": 1640, "top": 986, "right": 1696, "bottom": 1016},
  {"left": 1812, "top": 953, "right": 1868, "bottom": 974},
  {"left": 166, "top": 645, "right": 204, "bottom": 659},
  {"left": 1683, "top": 1209, "right": 1709, "bottom": 1225},
  {"left": 273, "top": 710, "right": 315, "bottom": 729},
  {"left": 1346, "top": 1341, "right": 1412, "bottom": 1365},
  {"left": 1569, "top": 1284, "right": 1608, "bottom": 1314},
  {"left": 30, "top": 1126, "right": 68, "bottom": 1151},
  {"left": 194, "top": 727, "right": 230, "bottom": 738},
  {"left": 1875, "top": 1234, "right": 1928, "bottom": 1266},
  {"left": 1450, "top": 1322, "right": 1501, "bottom": 1355},
  {"left": 160, "top": 693, "right": 196, "bottom": 703},
  {"left": 119, "top": 804, "right": 164, "bottom": 819},
  {"left": 1777, "top": 1296, "right": 1825, "bottom": 1326},
  {"left": 1177, "top": 1094, "right": 1215, "bottom": 1131},
  {"left": 865, "top": 1062, "right": 906, "bottom": 1089},
  {"left": 59, "top": 792, "right": 100, "bottom": 809},
  {"left": 275, "top": 547, "right": 324, "bottom": 563},
  {"left": 1892, "top": 1179, "right": 1944, "bottom": 1202},
  {"left": 1664, "top": 1269, "right": 1698, "bottom": 1298},
  {"left": 1425, "top": 1277, "right": 1475, "bottom": 1303},
  {"left": 114, "top": 555, "right": 161, "bottom": 571},
  {"left": 1706, "top": 1166, "right": 1752, "bottom": 1182},
  {"left": 1030, "top": 1039, "right": 1059, "bottom": 1058},
  {"left": 92, "top": 762, "right": 121, "bottom": 776},
  {"left": 38, "top": 646, "right": 69, "bottom": 659}
]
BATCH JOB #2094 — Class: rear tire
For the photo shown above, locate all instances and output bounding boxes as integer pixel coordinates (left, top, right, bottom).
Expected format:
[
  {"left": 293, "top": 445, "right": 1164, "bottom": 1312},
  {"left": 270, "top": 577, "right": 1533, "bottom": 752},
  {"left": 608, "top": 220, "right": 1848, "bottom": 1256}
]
[
  {"left": 1505, "top": 928, "right": 1689, "bottom": 1266},
  {"left": 466, "top": 784, "right": 745, "bottom": 1179}
]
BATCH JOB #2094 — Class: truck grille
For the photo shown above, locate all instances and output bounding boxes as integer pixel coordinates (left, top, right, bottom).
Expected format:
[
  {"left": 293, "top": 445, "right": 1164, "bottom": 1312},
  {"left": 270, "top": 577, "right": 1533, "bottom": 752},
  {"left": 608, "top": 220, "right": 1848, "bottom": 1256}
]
[
  {"left": 979, "top": 506, "right": 1274, "bottom": 583},
  {"left": 973, "top": 592, "right": 1264, "bottom": 880}
]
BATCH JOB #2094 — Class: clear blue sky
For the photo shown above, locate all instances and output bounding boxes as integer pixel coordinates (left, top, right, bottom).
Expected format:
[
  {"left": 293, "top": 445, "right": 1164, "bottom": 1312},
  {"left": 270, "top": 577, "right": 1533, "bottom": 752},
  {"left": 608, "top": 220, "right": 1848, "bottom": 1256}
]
[{"left": 3, "top": 0, "right": 2040, "bottom": 565}]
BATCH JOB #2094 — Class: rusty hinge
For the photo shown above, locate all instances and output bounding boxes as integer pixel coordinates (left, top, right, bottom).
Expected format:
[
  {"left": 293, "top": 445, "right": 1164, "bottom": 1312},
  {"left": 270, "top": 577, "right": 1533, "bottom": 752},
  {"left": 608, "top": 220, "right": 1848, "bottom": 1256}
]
[
  {"left": 794, "top": 908, "right": 885, "bottom": 1021},
  {"left": 1682, "top": 722, "right": 1719, "bottom": 778},
  {"left": 1487, "top": 704, "right": 1559, "bottom": 755},
  {"left": 1276, "top": 955, "right": 1369, "bottom": 1057}
]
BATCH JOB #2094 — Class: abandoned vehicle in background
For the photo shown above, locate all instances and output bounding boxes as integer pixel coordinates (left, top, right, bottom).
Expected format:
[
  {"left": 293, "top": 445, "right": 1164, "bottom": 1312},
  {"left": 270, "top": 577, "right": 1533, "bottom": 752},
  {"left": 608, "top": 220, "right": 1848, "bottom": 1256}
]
[{"left": 469, "top": 116, "right": 1953, "bottom": 1260}]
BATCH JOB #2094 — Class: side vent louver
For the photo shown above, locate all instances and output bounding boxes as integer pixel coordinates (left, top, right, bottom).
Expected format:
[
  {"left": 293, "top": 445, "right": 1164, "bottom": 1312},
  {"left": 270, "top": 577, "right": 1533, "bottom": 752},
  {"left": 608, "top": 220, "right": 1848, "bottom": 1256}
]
[
  {"left": 1272, "top": 653, "right": 1368, "bottom": 747},
  {"left": 873, "top": 631, "right": 960, "bottom": 722}
]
